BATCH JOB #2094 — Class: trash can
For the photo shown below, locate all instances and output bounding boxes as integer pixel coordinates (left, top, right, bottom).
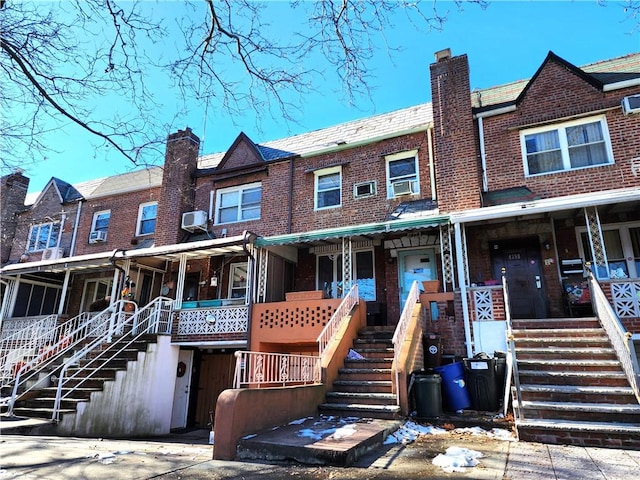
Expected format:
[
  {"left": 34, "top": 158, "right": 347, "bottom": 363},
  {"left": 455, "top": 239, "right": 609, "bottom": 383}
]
[
  {"left": 463, "top": 356, "right": 499, "bottom": 411},
  {"left": 434, "top": 361, "right": 471, "bottom": 411},
  {"left": 422, "top": 333, "right": 442, "bottom": 369},
  {"left": 412, "top": 372, "right": 442, "bottom": 417}
]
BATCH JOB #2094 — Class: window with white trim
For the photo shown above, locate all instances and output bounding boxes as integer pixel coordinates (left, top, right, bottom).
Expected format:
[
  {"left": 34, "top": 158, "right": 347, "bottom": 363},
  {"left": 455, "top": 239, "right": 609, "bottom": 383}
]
[
  {"left": 578, "top": 222, "right": 640, "bottom": 279},
  {"left": 27, "top": 222, "right": 61, "bottom": 252},
  {"left": 215, "top": 183, "right": 261, "bottom": 224},
  {"left": 521, "top": 116, "right": 613, "bottom": 176},
  {"left": 314, "top": 166, "right": 342, "bottom": 210},
  {"left": 386, "top": 150, "right": 419, "bottom": 198},
  {"left": 137, "top": 202, "right": 157, "bottom": 236},
  {"left": 92, "top": 210, "right": 111, "bottom": 233},
  {"left": 229, "top": 263, "right": 248, "bottom": 298}
]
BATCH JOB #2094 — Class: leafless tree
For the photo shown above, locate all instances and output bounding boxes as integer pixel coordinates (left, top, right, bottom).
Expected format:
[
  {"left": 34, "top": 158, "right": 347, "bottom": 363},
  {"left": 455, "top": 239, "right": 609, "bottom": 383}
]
[{"left": 1, "top": 0, "right": 634, "bottom": 175}]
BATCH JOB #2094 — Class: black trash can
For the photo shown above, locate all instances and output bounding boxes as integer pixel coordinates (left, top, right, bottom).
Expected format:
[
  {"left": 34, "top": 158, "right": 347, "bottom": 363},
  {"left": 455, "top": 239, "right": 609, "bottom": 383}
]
[
  {"left": 412, "top": 372, "right": 442, "bottom": 417},
  {"left": 463, "top": 356, "right": 499, "bottom": 411},
  {"left": 422, "top": 332, "right": 442, "bottom": 369}
]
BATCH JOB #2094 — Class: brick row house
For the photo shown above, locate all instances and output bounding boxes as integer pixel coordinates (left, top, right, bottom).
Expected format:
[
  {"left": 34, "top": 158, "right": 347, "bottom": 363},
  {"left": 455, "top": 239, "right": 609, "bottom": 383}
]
[{"left": 1, "top": 49, "right": 639, "bottom": 449}]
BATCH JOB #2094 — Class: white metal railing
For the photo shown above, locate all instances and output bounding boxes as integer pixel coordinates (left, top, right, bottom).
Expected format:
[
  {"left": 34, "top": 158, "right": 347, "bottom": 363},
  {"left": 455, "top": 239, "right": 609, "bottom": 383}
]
[
  {"left": 50, "top": 296, "right": 174, "bottom": 421},
  {"left": 587, "top": 267, "right": 640, "bottom": 403},
  {"left": 233, "top": 350, "right": 321, "bottom": 388},
  {"left": 317, "top": 284, "right": 359, "bottom": 358},
  {"left": 502, "top": 268, "right": 523, "bottom": 420},
  {"left": 0, "top": 314, "right": 58, "bottom": 339},
  {"left": 391, "top": 280, "right": 420, "bottom": 404},
  {"left": 176, "top": 305, "right": 249, "bottom": 335},
  {"left": 0, "top": 314, "right": 58, "bottom": 383}
]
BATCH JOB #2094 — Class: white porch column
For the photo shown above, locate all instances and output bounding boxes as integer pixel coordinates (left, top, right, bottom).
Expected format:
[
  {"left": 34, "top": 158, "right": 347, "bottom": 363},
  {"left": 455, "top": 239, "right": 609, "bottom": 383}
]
[
  {"left": 341, "top": 237, "right": 352, "bottom": 297},
  {"left": 0, "top": 276, "right": 18, "bottom": 330},
  {"left": 454, "top": 222, "right": 473, "bottom": 358},
  {"left": 175, "top": 254, "right": 187, "bottom": 309},
  {"left": 584, "top": 206, "right": 609, "bottom": 280},
  {"left": 255, "top": 247, "right": 268, "bottom": 303},
  {"left": 57, "top": 269, "right": 71, "bottom": 315}
]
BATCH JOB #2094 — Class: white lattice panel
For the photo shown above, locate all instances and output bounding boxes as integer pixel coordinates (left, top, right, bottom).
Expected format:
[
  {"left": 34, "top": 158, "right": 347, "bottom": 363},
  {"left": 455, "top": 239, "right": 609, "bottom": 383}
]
[
  {"left": 177, "top": 306, "right": 249, "bottom": 335},
  {"left": 473, "top": 289, "right": 494, "bottom": 321},
  {"left": 611, "top": 282, "right": 640, "bottom": 318}
]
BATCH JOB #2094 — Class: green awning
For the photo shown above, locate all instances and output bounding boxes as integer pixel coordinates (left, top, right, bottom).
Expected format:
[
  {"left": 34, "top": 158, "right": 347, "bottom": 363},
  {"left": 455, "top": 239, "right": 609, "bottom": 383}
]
[{"left": 255, "top": 215, "right": 449, "bottom": 247}]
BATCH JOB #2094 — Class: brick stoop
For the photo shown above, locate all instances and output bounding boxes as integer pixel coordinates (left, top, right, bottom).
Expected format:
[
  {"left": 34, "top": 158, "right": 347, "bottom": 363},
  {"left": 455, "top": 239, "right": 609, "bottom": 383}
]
[
  {"left": 511, "top": 317, "right": 640, "bottom": 449},
  {"left": 318, "top": 327, "right": 400, "bottom": 420}
]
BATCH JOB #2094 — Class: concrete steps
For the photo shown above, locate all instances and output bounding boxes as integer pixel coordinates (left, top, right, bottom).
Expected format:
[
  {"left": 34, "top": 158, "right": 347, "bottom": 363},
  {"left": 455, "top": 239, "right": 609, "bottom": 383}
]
[
  {"left": 511, "top": 317, "right": 640, "bottom": 449},
  {"left": 319, "top": 327, "right": 400, "bottom": 420}
]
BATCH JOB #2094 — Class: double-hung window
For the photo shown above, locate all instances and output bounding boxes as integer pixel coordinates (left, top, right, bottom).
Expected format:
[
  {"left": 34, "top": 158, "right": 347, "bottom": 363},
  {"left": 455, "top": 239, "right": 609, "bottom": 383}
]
[
  {"left": 215, "top": 182, "right": 261, "bottom": 224},
  {"left": 92, "top": 210, "right": 110, "bottom": 233},
  {"left": 137, "top": 202, "right": 157, "bottom": 236},
  {"left": 314, "top": 167, "right": 341, "bottom": 210},
  {"left": 386, "top": 150, "right": 419, "bottom": 198},
  {"left": 521, "top": 115, "right": 613, "bottom": 176},
  {"left": 27, "top": 222, "right": 61, "bottom": 252}
]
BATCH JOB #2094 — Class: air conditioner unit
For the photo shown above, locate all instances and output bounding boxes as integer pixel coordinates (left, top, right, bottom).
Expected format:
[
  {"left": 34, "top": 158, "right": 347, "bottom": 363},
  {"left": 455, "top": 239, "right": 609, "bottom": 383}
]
[
  {"left": 622, "top": 94, "right": 640, "bottom": 115},
  {"left": 353, "top": 181, "right": 376, "bottom": 199},
  {"left": 89, "top": 230, "right": 107, "bottom": 243},
  {"left": 392, "top": 180, "right": 414, "bottom": 196},
  {"left": 181, "top": 210, "right": 208, "bottom": 232},
  {"left": 41, "top": 247, "right": 64, "bottom": 261}
]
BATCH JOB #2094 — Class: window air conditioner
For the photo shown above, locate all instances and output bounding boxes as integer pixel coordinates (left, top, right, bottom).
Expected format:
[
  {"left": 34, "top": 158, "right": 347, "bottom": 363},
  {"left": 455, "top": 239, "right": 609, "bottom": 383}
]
[
  {"left": 42, "top": 247, "right": 64, "bottom": 261},
  {"left": 392, "top": 180, "right": 414, "bottom": 196},
  {"left": 353, "top": 181, "right": 376, "bottom": 198},
  {"left": 181, "top": 210, "right": 208, "bottom": 232},
  {"left": 89, "top": 230, "right": 107, "bottom": 243},
  {"left": 622, "top": 94, "right": 640, "bottom": 115}
]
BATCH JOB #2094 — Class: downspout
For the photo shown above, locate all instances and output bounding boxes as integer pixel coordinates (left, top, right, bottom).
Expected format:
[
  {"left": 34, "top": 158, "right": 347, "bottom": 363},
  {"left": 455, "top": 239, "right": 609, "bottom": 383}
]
[
  {"left": 427, "top": 127, "right": 437, "bottom": 201},
  {"left": 478, "top": 117, "right": 488, "bottom": 193},
  {"left": 242, "top": 230, "right": 257, "bottom": 349},
  {"left": 287, "top": 158, "right": 294, "bottom": 234},
  {"left": 454, "top": 222, "right": 473, "bottom": 358},
  {"left": 109, "top": 249, "right": 127, "bottom": 304},
  {"left": 69, "top": 200, "right": 82, "bottom": 256},
  {"left": 56, "top": 213, "right": 67, "bottom": 250}
]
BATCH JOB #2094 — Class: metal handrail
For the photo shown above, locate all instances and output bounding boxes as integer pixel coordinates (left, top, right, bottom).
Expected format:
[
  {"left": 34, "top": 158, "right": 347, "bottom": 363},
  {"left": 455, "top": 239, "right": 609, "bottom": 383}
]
[
  {"left": 502, "top": 268, "right": 524, "bottom": 420},
  {"left": 50, "top": 296, "right": 173, "bottom": 421},
  {"left": 392, "top": 280, "right": 420, "bottom": 404},
  {"left": 233, "top": 350, "right": 321, "bottom": 388},
  {"left": 5, "top": 309, "right": 111, "bottom": 415},
  {"left": 317, "top": 284, "right": 359, "bottom": 359},
  {"left": 0, "top": 314, "right": 58, "bottom": 383},
  {"left": 586, "top": 264, "right": 640, "bottom": 404}
]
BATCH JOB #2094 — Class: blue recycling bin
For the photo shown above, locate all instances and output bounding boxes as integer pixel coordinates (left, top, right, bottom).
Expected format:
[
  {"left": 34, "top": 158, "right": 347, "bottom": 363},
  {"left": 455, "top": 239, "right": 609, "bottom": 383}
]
[{"left": 434, "top": 361, "right": 471, "bottom": 411}]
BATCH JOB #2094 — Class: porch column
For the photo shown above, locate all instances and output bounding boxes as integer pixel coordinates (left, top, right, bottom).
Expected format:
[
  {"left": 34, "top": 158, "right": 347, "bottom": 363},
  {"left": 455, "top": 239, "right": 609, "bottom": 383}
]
[
  {"left": 255, "top": 247, "right": 269, "bottom": 303},
  {"left": 175, "top": 254, "right": 187, "bottom": 309},
  {"left": 109, "top": 267, "right": 121, "bottom": 305},
  {"left": 341, "top": 237, "right": 353, "bottom": 297},
  {"left": 440, "top": 223, "right": 456, "bottom": 291},
  {"left": 584, "top": 206, "right": 609, "bottom": 279},
  {"left": 0, "top": 276, "right": 18, "bottom": 329},
  {"left": 57, "top": 269, "right": 71, "bottom": 315},
  {"left": 453, "top": 222, "right": 473, "bottom": 358}
]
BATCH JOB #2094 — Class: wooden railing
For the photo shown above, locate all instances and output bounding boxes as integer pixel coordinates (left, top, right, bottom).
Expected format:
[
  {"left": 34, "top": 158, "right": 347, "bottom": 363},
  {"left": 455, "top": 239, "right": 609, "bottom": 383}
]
[
  {"left": 233, "top": 351, "right": 321, "bottom": 388},
  {"left": 317, "top": 284, "right": 359, "bottom": 359},
  {"left": 392, "top": 280, "right": 420, "bottom": 404}
]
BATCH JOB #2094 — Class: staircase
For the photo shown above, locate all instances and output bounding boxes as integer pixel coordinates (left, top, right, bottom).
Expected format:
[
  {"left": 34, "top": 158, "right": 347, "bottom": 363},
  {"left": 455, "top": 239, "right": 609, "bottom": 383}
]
[
  {"left": 4, "top": 336, "right": 154, "bottom": 423},
  {"left": 511, "top": 317, "right": 640, "bottom": 449},
  {"left": 319, "top": 326, "right": 400, "bottom": 420}
]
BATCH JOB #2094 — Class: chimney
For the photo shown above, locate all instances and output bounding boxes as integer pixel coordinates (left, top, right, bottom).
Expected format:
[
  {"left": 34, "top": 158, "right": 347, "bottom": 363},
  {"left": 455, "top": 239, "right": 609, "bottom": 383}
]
[
  {"left": 1, "top": 169, "right": 30, "bottom": 264},
  {"left": 429, "top": 50, "right": 482, "bottom": 212},
  {"left": 155, "top": 127, "right": 201, "bottom": 247}
]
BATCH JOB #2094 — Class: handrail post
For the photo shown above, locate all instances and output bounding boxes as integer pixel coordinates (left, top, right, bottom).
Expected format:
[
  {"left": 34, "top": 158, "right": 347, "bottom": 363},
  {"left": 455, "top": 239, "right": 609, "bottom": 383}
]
[{"left": 502, "top": 267, "right": 524, "bottom": 421}]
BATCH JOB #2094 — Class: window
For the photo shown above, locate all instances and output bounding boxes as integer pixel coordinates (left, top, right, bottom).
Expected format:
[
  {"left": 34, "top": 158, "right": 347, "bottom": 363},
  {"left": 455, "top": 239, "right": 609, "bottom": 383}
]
[
  {"left": 229, "top": 263, "right": 248, "bottom": 299},
  {"left": 92, "top": 210, "right": 110, "bottom": 233},
  {"left": 314, "top": 167, "right": 342, "bottom": 210},
  {"left": 215, "top": 183, "right": 261, "bottom": 224},
  {"left": 27, "top": 222, "right": 61, "bottom": 252},
  {"left": 386, "top": 150, "right": 419, "bottom": 198},
  {"left": 137, "top": 202, "right": 157, "bottom": 235},
  {"left": 522, "top": 116, "right": 613, "bottom": 176},
  {"left": 81, "top": 278, "right": 113, "bottom": 312},
  {"left": 13, "top": 282, "right": 61, "bottom": 317},
  {"left": 317, "top": 249, "right": 375, "bottom": 300},
  {"left": 579, "top": 223, "right": 640, "bottom": 279}
]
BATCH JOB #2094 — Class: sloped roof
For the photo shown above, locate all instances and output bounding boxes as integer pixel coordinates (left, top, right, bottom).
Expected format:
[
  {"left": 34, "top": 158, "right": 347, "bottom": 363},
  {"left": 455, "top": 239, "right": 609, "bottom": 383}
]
[
  {"left": 198, "top": 103, "right": 433, "bottom": 168},
  {"left": 472, "top": 51, "right": 640, "bottom": 110}
]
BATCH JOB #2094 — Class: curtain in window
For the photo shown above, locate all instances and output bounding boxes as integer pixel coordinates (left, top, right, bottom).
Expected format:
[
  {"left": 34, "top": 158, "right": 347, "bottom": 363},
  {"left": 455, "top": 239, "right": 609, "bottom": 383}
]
[
  {"left": 567, "top": 122, "right": 608, "bottom": 168},
  {"left": 525, "top": 131, "right": 562, "bottom": 174}
]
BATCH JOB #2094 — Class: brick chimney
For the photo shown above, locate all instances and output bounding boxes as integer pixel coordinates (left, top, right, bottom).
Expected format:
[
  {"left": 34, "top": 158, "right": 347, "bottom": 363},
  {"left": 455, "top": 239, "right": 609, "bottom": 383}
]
[
  {"left": 430, "top": 49, "right": 482, "bottom": 212},
  {"left": 155, "top": 127, "right": 201, "bottom": 247},
  {"left": 0, "top": 169, "right": 30, "bottom": 264}
]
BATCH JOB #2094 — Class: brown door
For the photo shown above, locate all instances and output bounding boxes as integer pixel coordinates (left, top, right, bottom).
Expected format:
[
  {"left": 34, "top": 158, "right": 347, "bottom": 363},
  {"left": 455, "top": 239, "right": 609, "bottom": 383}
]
[
  {"left": 491, "top": 237, "right": 548, "bottom": 319},
  {"left": 194, "top": 352, "right": 236, "bottom": 427}
]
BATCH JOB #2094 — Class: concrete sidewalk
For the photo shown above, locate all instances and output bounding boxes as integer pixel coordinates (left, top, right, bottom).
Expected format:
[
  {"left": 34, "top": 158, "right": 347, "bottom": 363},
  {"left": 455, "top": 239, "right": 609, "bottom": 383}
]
[{"left": 1, "top": 424, "right": 639, "bottom": 479}]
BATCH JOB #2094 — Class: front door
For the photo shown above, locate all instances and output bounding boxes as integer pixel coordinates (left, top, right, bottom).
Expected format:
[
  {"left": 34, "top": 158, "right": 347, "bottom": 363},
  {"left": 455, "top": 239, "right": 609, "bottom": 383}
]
[
  {"left": 491, "top": 237, "right": 547, "bottom": 319},
  {"left": 398, "top": 249, "right": 436, "bottom": 305},
  {"left": 170, "top": 349, "right": 194, "bottom": 429}
]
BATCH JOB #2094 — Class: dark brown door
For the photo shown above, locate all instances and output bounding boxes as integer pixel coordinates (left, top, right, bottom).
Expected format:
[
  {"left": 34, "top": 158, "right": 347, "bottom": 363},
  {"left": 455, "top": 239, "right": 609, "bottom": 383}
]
[
  {"left": 194, "top": 352, "right": 235, "bottom": 427},
  {"left": 491, "top": 238, "right": 548, "bottom": 319}
]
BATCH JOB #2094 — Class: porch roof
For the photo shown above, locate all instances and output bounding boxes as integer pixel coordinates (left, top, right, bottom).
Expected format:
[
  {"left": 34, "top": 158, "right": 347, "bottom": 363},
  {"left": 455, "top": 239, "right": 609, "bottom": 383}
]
[
  {"left": 0, "top": 233, "right": 253, "bottom": 276},
  {"left": 449, "top": 187, "right": 640, "bottom": 224},
  {"left": 254, "top": 215, "right": 449, "bottom": 247}
]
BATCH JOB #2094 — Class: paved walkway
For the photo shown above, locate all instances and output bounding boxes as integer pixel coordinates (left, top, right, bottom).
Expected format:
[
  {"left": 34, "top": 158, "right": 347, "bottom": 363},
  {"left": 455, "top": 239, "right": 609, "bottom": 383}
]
[{"left": 1, "top": 421, "right": 639, "bottom": 479}]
